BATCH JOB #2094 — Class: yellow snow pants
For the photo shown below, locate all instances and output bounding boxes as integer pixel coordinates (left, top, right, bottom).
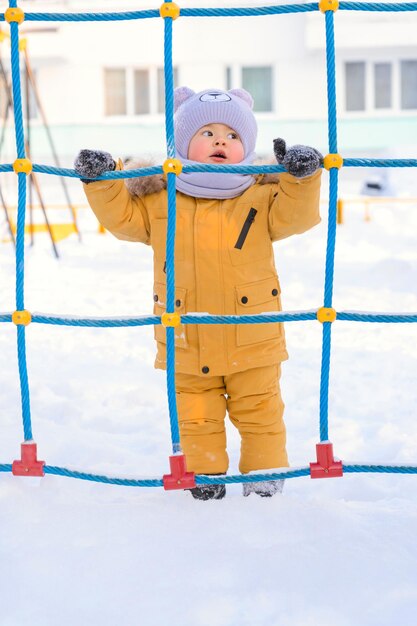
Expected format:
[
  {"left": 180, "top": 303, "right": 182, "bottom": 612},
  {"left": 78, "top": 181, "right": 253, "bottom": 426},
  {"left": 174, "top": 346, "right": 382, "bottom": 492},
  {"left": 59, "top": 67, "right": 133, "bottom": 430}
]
[{"left": 176, "top": 364, "right": 289, "bottom": 475}]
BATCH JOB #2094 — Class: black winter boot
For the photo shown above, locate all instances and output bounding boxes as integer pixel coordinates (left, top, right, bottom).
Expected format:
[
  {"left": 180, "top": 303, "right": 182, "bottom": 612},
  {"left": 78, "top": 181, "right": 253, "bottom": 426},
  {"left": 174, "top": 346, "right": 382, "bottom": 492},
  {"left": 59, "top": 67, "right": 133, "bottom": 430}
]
[
  {"left": 189, "top": 484, "right": 226, "bottom": 501},
  {"left": 189, "top": 475, "right": 226, "bottom": 501},
  {"left": 243, "top": 479, "right": 284, "bottom": 498}
]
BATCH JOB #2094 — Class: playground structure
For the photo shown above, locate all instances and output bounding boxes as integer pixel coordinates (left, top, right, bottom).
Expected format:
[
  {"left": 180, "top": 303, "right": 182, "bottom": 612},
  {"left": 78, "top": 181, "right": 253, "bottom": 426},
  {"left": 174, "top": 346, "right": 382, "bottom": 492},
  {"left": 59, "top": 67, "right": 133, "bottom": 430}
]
[
  {"left": 336, "top": 195, "right": 417, "bottom": 224},
  {"left": 0, "top": 22, "right": 80, "bottom": 256},
  {"left": 1, "top": 0, "right": 417, "bottom": 490}
]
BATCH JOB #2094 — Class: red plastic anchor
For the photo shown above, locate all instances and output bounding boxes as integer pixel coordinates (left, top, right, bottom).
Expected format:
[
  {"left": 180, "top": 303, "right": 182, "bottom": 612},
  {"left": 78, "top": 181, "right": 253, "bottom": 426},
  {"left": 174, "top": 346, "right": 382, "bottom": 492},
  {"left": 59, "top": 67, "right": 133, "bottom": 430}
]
[
  {"left": 310, "top": 442, "right": 343, "bottom": 479},
  {"left": 12, "top": 442, "right": 45, "bottom": 477},
  {"left": 163, "top": 454, "right": 195, "bottom": 490}
]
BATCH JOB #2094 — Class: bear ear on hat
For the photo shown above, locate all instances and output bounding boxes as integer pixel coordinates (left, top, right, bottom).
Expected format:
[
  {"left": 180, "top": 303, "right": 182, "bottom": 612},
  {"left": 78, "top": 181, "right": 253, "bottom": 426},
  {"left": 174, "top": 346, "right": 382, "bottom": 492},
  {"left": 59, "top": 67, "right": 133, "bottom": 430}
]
[
  {"left": 174, "top": 86, "right": 195, "bottom": 112},
  {"left": 228, "top": 88, "right": 254, "bottom": 109}
]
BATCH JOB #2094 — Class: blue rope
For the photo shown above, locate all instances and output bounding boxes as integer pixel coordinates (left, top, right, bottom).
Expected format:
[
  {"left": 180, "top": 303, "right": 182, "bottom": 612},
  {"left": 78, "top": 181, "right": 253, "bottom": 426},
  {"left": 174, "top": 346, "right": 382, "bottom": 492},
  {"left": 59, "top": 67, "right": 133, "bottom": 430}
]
[
  {"left": 1, "top": 11, "right": 162, "bottom": 22},
  {"left": 182, "top": 312, "right": 318, "bottom": 324},
  {"left": 0, "top": 164, "right": 14, "bottom": 173},
  {"left": 323, "top": 169, "right": 339, "bottom": 310},
  {"left": 344, "top": 464, "right": 417, "bottom": 474},
  {"left": 339, "top": 2, "right": 417, "bottom": 11},
  {"left": 9, "top": 24, "right": 24, "bottom": 158},
  {"left": 3, "top": 463, "right": 417, "bottom": 485},
  {"left": 325, "top": 12, "right": 337, "bottom": 155},
  {"left": 319, "top": 322, "right": 331, "bottom": 442},
  {"left": 3, "top": 311, "right": 416, "bottom": 326},
  {"left": 2, "top": 311, "right": 416, "bottom": 327},
  {"left": 16, "top": 325, "right": 32, "bottom": 440},
  {"left": 4, "top": 3, "right": 417, "bottom": 24},
  {"left": 180, "top": 4, "right": 318, "bottom": 17},
  {"left": 165, "top": 176, "right": 181, "bottom": 453},
  {"left": 319, "top": 10, "right": 340, "bottom": 444},
  {"left": 0, "top": 5, "right": 319, "bottom": 24},
  {"left": 45, "top": 466, "right": 164, "bottom": 487},
  {"left": 1, "top": 0, "right": 417, "bottom": 488},
  {"left": 337, "top": 312, "right": 417, "bottom": 323},
  {"left": 9, "top": 3, "right": 33, "bottom": 442},
  {"left": 344, "top": 158, "right": 417, "bottom": 168},
  {"left": 2, "top": 160, "right": 417, "bottom": 181},
  {"left": 163, "top": 6, "right": 181, "bottom": 454},
  {"left": 15, "top": 175, "right": 27, "bottom": 312},
  {"left": 163, "top": 12, "right": 176, "bottom": 160},
  {"left": 30, "top": 314, "right": 161, "bottom": 327}
]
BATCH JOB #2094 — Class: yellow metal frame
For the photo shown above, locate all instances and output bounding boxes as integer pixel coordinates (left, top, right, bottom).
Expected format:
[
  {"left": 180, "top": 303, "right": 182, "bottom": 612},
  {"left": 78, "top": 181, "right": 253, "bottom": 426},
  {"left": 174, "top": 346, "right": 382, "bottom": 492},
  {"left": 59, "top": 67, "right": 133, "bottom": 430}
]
[{"left": 334, "top": 196, "right": 417, "bottom": 225}]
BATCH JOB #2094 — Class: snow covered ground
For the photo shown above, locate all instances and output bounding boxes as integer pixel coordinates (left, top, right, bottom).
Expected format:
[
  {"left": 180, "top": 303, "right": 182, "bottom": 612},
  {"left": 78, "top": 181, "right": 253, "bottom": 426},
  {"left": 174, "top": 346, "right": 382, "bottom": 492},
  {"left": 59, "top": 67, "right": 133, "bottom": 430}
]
[{"left": 1, "top": 187, "right": 417, "bottom": 625}]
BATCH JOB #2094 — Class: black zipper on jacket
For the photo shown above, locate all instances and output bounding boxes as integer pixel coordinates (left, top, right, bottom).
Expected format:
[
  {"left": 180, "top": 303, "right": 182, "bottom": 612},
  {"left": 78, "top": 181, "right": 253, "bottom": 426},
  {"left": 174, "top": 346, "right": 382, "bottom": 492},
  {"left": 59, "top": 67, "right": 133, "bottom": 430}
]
[{"left": 234, "top": 207, "right": 258, "bottom": 250}]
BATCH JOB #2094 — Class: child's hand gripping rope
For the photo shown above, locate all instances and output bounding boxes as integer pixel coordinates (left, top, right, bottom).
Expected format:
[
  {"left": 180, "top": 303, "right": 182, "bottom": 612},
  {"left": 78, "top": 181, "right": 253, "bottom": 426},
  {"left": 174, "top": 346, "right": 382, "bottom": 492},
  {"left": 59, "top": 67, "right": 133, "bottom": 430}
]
[
  {"left": 74, "top": 149, "right": 116, "bottom": 183},
  {"left": 273, "top": 138, "right": 323, "bottom": 178}
]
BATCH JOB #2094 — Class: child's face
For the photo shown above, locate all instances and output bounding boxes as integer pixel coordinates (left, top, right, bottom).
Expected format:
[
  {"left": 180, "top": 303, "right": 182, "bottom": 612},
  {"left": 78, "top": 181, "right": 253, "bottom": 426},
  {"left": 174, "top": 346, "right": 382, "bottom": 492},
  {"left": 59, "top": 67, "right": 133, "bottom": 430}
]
[{"left": 188, "top": 123, "right": 245, "bottom": 164}]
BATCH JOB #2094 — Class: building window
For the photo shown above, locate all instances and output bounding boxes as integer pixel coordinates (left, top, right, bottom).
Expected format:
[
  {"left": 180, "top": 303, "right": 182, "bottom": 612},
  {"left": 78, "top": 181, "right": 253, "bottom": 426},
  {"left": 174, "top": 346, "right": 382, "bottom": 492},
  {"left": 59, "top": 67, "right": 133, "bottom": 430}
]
[
  {"left": 242, "top": 66, "right": 273, "bottom": 112},
  {"left": 345, "top": 62, "right": 365, "bottom": 111},
  {"left": 374, "top": 63, "right": 392, "bottom": 109},
  {"left": 104, "top": 67, "right": 181, "bottom": 116},
  {"left": 157, "top": 67, "right": 178, "bottom": 114},
  {"left": 134, "top": 69, "right": 150, "bottom": 115},
  {"left": 401, "top": 60, "right": 417, "bottom": 110},
  {"left": 104, "top": 69, "right": 126, "bottom": 116},
  {"left": 345, "top": 59, "right": 417, "bottom": 113}
]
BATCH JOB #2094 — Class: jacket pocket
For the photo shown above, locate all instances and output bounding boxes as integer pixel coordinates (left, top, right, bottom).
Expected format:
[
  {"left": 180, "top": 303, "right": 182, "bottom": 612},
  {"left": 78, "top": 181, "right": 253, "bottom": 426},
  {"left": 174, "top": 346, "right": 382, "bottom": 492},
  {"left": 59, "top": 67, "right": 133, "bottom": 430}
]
[
  {"left": 235, "top": 276, "right": 283, "bottom": 346},
  {"left": 150, "top": 217, "right": 184, "bottom": 263},
  {"left": 234, "top": 207, "right": 257, "bottom": 249},
  {"left": 153, "top": 282, "right": 188, "bottom": 349},
  {"left": 228, "top": 202, "right": 271, "bottom": 266}
]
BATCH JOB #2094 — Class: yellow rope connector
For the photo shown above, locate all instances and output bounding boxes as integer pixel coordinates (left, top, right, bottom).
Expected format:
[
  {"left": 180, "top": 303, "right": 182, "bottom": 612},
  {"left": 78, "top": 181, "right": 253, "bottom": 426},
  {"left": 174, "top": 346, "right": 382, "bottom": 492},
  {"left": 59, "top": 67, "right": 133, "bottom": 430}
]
[
  {"left": 160, "top": 2, "right": 180, "bottom": 20},
  {"left": 163, "top": 158, "right": 183, "bottom": 176},
  {"left": 317, "top": 307, "right": 337, "bottom": 323},
  {"left": 323, "top": 153, "right": 343, "bottom": 170},
  {"left": 319, "top": 0, "right": 339, "bottom": 12},
  {"left": 13, "top": 158, "right": 32, "bottom": 175},
  {"left": 5, "top": 7, "right": 25, "bottom": 23},
  {"left": 19, "top": 38, "right": 27, "bottom": 52},
  {"left": 12, "top": 310, "right": 32, "bottom": 326},
  {"left": 161, "top": 312, "right": 181, "bottom": 327}
]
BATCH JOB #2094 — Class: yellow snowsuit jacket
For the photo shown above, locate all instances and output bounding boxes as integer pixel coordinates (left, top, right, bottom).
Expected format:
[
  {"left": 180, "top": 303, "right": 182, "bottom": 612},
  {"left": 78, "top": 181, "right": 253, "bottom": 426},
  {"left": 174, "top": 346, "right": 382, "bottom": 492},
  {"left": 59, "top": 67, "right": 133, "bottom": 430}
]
[{"left": 83, "top": 163, "right": 322, "bottom": 378}]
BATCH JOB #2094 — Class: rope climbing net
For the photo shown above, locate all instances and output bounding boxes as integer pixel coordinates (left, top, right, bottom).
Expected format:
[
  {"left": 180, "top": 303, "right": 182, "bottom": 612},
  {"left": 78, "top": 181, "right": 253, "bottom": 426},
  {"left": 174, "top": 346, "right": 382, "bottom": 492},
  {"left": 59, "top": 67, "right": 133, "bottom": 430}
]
[{"left": 1, "top": 0, "right": 417, "bottom": 489}]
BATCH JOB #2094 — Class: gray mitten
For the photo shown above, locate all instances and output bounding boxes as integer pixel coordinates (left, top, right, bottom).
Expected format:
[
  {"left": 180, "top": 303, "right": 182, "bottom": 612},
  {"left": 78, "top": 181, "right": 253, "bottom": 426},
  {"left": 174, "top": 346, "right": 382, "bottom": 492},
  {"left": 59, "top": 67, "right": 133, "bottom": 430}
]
[
  {"left": 74, "top": 149, "right": 116, "bottom": 183},
  {"left": 273, "top": 138, "right": 323, "bottom": 178}
]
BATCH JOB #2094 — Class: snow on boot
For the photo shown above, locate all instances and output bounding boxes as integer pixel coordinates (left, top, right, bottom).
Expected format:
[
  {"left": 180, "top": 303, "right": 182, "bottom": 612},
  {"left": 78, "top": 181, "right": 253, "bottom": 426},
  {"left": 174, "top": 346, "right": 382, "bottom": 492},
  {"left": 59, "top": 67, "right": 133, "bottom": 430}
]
[
  {"left": 189, "top": 483, "right": 226, "bottom": 501},
  {"left": 243, "top": 479, "right": 284, "bottom": 498}
]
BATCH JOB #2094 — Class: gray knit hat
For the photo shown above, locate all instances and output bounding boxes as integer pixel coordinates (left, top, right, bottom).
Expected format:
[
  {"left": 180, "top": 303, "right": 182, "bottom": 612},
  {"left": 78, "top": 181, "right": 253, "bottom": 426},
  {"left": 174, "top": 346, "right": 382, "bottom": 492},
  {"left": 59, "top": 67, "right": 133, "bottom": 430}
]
[{"left": 174, "top": 87, "right": 258, "bottom": 160}]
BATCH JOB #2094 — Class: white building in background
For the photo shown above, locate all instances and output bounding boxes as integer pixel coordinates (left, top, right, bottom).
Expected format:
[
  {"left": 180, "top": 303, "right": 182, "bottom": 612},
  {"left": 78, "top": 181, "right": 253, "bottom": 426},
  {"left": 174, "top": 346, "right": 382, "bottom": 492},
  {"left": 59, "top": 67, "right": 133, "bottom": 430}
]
[{"left": 1, "top": 0, "right": 417, "bottom": 194}]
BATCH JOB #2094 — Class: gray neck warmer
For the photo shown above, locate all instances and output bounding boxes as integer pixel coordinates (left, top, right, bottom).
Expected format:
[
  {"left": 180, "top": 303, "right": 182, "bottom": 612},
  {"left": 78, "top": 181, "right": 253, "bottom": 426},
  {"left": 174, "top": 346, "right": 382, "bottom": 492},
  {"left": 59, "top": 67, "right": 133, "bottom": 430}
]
[{"left": 175, "top": 154, "right": 256, "bottom": 200}]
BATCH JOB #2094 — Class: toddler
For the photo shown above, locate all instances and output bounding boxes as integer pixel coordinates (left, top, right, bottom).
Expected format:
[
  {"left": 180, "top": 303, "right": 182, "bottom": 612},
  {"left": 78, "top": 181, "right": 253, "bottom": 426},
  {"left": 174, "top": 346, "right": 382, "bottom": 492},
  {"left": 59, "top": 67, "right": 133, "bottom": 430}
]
[{"left": 74, "top": 87, "right": 322, "bottom": 500}]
